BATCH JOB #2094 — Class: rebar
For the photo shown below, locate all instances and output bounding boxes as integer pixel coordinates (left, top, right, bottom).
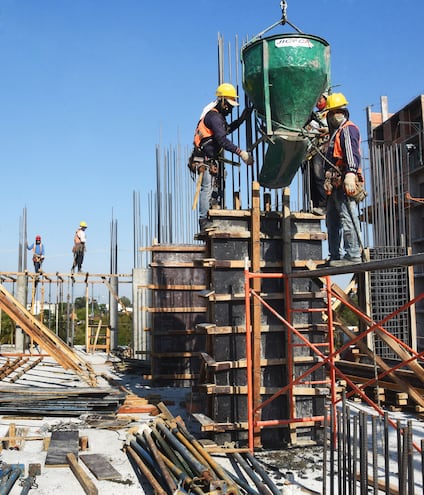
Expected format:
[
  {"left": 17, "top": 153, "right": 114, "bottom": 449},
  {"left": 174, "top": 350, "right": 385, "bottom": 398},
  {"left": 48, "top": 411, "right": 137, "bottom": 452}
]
[
  {"left": 323, "top": 404, "right": 423, "bottom": 494},
  {"left": 242, "top": 452, "right": 281, "bottom": 495},
  {"left": 230, "top": 453, "right": 272, "bottom": 495},
  {"left": 371, "top": 415, "right": 378, "bottom": 495},
  {"left": 384, "top": 412, "right": 390, "bottom": 495}
]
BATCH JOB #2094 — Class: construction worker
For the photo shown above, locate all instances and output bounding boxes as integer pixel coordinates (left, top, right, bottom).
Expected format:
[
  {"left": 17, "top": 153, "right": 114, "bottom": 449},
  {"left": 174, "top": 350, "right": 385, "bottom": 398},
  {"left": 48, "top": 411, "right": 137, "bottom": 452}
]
[
  {"left": 324, "top": 93, "right": 364, "bottom": 266},
  {"left": 189, "top": 83, "right": 253, "bottom": 231},
  {"left": 27, "top": 235, "right": 45, "bottom": 273},
  {"left": 72, "top": 221, "right": 87, "bottom": 273},
  {"left": 303, "top": 93, "right": 329, "bottom": 215}
]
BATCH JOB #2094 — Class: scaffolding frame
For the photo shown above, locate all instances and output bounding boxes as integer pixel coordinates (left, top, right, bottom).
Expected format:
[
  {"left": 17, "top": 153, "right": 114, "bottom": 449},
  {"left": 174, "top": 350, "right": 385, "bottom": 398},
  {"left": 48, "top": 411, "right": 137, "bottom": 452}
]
[{"left": 243, "top": 262, "right": 424, "bottom": 453}]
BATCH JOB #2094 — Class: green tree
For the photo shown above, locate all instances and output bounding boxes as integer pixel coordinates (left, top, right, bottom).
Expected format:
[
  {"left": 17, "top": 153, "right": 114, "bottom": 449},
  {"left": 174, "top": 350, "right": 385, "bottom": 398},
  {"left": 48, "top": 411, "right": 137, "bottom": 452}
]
[
  {"left": 74, "top": 297, "right": 87, "bottom": 310},
  {"left": 120, "top": 296, "right": 132, "bottom": 309}
]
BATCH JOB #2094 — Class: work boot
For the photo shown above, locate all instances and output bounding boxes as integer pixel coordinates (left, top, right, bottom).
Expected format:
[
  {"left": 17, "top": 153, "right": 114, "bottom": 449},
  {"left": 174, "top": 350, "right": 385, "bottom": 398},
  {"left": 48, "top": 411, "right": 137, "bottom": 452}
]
[
  {"left": 312, "top": 207, "right": 326, "bottom": 216},
  {"left": 199, "top": 218, "right": 213, "bottom": 232}
]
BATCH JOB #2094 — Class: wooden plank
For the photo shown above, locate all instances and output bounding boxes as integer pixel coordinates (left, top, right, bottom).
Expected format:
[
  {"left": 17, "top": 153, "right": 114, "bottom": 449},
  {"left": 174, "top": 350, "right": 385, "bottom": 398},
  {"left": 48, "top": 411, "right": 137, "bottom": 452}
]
[
  {"left": 79, "top": 453, "right": 121, "bottom": 480},
  {"left": 45, "top": 430, "right": 79, "bottom": 467},
  {"left": 146, "top": 307, "right": 207, "bottom": 313},
  {"left": 143, "top": 245, "right": 206, "bottom": 252},
  {"left": 139, "top": 284, "right": 207, "bottom": 290},
  {"left": 209, "top": 209, "right": 251, "bottom": 218},
  {"left": 67, "top": 453, "right": 98, "bottom": 495},
  {"left": 117, "top": 404, "right": 158, "bottom": 414},
  {"left": 152, "top": 352, "right": 201, "bottom": 358},
  {"left": 205, "top": 231, "right": 251, "bottom": 239},
  {"left": 6, "top": 423, "right": 16, "bottom": 449},
  {"left": 292, "top": 232, "right": 326, "bottom": 240},
  {"left": 149, "top": 262, "right": 201, "bottom": 268}
]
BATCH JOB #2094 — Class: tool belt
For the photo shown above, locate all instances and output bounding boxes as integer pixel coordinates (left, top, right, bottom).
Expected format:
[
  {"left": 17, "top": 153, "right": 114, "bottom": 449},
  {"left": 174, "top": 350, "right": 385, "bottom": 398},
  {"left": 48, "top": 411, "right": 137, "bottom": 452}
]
[
  {"left": 33, "top": 254, "right": 43, "bottom": 263},
  {"left": 324, "top": 169, "right": 367, "bottom": 203},
  {"left": 188, "top": 152, "right": 219, "bottom": 179},
  {"left": 72, "top": 243, "right": 85, "bottom": 255}
]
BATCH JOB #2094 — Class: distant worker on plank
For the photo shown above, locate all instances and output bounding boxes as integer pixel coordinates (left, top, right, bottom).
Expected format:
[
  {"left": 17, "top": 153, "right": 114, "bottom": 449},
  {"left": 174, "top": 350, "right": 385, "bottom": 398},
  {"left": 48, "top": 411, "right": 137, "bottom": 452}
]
[
  {"left": 324, "top": 93, "right": 366, "bottom": 266},
  {"left": 189, "top": 83, "right": 253, "bottom": 232},
  {"left": 72, "top": 221, "right": 88, "bottom": 273},
  {"left": 27, "top": 235, "right": 45, "bottom": 273}
]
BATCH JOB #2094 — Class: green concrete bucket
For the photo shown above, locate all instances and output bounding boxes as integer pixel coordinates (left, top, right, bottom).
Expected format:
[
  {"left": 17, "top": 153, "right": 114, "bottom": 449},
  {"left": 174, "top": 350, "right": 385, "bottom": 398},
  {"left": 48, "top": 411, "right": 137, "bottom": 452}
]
[{"left": 242, "top": 33, "right": 330, "bottom": 188}]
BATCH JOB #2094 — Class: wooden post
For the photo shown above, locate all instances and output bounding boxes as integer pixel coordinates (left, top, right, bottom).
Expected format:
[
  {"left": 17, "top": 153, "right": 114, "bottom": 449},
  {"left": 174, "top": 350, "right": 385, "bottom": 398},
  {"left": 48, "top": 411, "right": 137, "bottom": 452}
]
[
  {"left": 251, "top": 181, "right": 262, "bottom": 448},
  {"left": 282, "top": 187, "right": 297, "bottom": 445},
  {"left": 92, "top": 320, "right": 102, "bottom": 354}
]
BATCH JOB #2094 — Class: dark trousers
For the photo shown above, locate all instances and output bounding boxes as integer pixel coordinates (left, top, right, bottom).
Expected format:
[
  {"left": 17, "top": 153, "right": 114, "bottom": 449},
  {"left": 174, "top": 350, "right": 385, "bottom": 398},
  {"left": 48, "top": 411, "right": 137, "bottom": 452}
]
[{"left": 72, "top": 244, "right": 85, "bottom": 271}]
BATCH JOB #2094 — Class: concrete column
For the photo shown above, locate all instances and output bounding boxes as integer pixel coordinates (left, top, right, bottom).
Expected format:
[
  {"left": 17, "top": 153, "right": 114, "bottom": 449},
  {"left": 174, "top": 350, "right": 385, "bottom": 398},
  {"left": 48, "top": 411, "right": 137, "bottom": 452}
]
[{"left": 132, "top": 268, "right": 151, "bottom": 361}]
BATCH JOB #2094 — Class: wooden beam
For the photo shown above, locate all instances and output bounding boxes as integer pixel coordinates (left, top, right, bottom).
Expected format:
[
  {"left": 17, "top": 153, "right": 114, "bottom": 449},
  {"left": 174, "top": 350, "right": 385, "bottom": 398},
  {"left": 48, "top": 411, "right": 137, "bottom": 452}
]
[
  {"left": 251, "top": 181, "right": 262, "bottom": 449},
  {"left": 66, "top": 453, "right": 98, "bottom": 495},
  {"left": 0, "top": 284, "right": 96, "bottom": 386}
]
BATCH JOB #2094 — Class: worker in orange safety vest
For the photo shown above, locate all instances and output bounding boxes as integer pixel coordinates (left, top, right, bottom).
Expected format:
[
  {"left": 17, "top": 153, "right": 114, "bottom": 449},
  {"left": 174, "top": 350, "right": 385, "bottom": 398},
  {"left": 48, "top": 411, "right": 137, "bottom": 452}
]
[{"left": 324, "top": 93, "right": 365, "bottom": 267}]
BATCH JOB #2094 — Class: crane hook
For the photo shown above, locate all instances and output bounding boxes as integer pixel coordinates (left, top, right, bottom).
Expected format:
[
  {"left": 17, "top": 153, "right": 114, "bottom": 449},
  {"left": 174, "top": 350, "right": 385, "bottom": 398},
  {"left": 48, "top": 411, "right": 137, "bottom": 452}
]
[{"left": 280, "top": 0, "right": 288, "bottom": 24}]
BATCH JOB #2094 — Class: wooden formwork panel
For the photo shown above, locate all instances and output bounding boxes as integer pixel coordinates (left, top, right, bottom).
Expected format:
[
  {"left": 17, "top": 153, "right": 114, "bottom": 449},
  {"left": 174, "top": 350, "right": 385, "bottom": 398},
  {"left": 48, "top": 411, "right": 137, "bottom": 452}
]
[
  {"left": 150, "top": 245, "right": 209, "bottom": 386},
  {"left": 261, "top": 238, "right": 284, "bottom": 262},
  {"left": 153, "top": 332, "right": 206, "bottom": 353},
  {"left": 210, "top": 239, "right": 249, "bottom": 260},
  {"left": 152, "top": 356, "right": 201, "bottom": 375},
  {"left": 151, "top": 289, "right": 206, "bottom": 309},
  {"left": 212, "top": 269, "right": 245, "bottom": 294},
  {"left": 151, "top": 267, "right": 208, "bottom": 286},
  {"left": 213, "top": 299, "right": 286, "bottom": 328},
  {"left": 206, "top": 331, "right": 286, "bottom": 366},
  {"left": 152, "top": 313, "right": 207, "bottom": 333}
]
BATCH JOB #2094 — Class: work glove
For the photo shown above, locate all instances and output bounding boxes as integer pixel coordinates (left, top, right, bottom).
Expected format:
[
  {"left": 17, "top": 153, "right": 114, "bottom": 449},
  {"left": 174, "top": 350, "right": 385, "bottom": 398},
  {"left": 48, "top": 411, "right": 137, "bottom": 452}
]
[
  {"left": 344, "top": 172, "right": 357, "bottom": 196},
  {"left": 324, "top": 171, "right": 333, "bottom": 195},
  {"left": 239, "top": 150, "right": 254, "bottom": 165}
]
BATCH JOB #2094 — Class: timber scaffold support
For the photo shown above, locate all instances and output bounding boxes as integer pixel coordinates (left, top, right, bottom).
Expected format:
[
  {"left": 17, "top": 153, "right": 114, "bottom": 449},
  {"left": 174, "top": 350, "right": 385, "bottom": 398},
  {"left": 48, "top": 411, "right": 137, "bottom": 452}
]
[
  {"left": 0, "top": 271, "right": 131, "bottom": 386},
  {"left": 0, "top": 283, "right": 97, "bottom": 386}
]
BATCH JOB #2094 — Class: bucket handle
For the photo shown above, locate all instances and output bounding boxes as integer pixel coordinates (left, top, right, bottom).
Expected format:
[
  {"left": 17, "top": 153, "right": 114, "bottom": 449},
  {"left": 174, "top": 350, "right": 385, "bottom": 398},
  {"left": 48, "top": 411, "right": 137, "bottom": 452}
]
[{"left": 244, "top": 0, "right": 303, "bottom": 48}]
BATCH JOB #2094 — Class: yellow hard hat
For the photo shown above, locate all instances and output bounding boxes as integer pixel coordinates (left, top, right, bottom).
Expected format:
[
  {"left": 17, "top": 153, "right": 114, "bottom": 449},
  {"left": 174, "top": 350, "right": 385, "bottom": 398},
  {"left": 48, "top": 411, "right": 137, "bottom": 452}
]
[
  {"left": 80, "top": 221, "right": 87, "bottom": 228},
  {"left": 326, "top": 93, "right": 349, "bottom": 111},
  {"left": 216, "top": 83, "right": 238, "bottom": 99}
]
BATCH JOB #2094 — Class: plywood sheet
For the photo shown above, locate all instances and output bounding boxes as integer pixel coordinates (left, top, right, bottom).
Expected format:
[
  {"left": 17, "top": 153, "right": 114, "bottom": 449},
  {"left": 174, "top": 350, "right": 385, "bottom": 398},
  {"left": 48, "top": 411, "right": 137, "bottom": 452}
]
[
  {"left": 80, "top": 453, "right": 121, "bottom": 480},
  {"left": 45, "top": 430, "right": 79, "bottom": 467}
]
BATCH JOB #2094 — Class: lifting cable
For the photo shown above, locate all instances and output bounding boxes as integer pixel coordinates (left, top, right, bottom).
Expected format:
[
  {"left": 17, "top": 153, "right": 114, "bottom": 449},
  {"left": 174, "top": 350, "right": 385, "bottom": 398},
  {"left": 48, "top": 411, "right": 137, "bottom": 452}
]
[
  {"left": 246, "top": 0, "right": 303, "bottom": 47},
  {"left": 279, "top": 0, "right": 302, "bottom": 33}
]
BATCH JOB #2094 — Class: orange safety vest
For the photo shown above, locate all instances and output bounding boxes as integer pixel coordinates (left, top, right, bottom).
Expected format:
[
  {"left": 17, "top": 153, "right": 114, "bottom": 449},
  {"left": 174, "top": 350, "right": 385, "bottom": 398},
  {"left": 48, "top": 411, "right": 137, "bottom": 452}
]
[
  {"left": 328, "top": 120, "right": 365, "bottom": 189},
  {"left": 193, "top": 108, "right": 218, "bottom": 149},
  {"left": 332, "top": 120, "right": 361, "bottom": 170}
]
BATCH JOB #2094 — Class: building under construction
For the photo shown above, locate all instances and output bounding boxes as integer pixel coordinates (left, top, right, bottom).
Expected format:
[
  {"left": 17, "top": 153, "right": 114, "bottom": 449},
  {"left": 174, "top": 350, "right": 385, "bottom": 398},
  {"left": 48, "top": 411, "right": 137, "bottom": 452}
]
[
  {"left": 0, "top": 4, "right": 423, "bottom": 493},
  {"left": 129, "top": 7, "right": 424, "bottom": 458}
]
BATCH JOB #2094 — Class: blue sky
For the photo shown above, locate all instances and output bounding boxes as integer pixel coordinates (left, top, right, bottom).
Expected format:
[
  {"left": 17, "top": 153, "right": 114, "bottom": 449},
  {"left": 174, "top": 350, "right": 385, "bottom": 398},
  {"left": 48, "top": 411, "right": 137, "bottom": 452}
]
[{"left": 0, "top": 0, "right": 423, "bottom": 275}]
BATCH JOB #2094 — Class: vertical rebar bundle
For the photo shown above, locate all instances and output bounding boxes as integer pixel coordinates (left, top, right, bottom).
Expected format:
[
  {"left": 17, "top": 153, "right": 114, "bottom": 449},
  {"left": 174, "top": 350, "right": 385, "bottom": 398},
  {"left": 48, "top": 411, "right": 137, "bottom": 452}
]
[{"left": 323, "top": 396, "right": 423, "bottom": 493}]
